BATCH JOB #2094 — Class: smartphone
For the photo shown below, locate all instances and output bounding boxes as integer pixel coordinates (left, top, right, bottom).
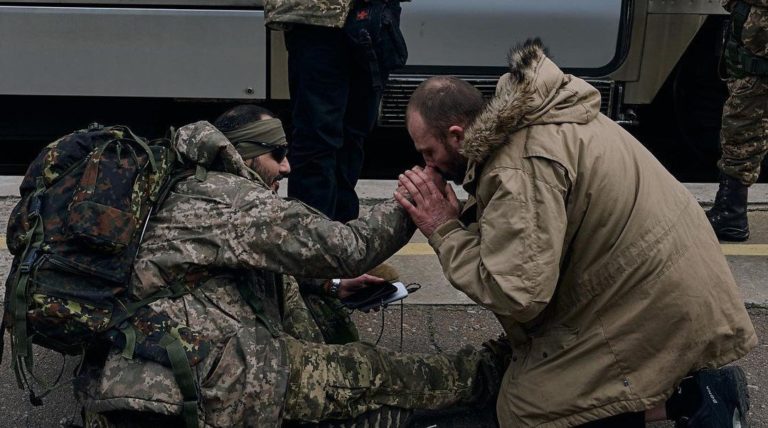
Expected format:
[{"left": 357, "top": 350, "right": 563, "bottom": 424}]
[{"left": 342, "top": 281, "right": 409, "bottom": 312}]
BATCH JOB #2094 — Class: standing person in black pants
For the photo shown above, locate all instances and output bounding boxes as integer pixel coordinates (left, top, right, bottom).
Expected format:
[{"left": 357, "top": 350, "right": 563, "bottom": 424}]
[{"left": 265, "top": 0, "right": 408, "bottom": 223}]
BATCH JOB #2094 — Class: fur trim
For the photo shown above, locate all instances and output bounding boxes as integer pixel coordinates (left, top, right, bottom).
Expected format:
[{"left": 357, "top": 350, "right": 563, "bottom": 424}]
[
  {"left": 506, "top": 38, "right": 550, "bottom": 87},
  {"left": 461, "top": 38, "right": 548, "bottom": 162}
]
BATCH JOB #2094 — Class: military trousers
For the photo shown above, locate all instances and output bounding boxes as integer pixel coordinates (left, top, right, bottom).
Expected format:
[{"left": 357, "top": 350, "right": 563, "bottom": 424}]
[
  {"left": 719, "top": 4, "right": 768, "bottom": 185},
  {"left": 718, "top": 75, "right": 768, "bottom": 185},
  {"left": 281, "top": 336, "right": 487, "bottom": 423}
]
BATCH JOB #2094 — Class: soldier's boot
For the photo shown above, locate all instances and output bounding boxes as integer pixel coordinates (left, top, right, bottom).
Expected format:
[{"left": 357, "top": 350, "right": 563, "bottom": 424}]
[{"left": 706, "top": 174, "right": 750, "bottom": 242}]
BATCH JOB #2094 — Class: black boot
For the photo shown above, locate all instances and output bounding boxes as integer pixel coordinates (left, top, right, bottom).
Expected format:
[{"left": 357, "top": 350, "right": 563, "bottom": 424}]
[
  {"left": 706, "top": 174, "right": 750, "bottom": 241},
  {"left": 666, "top": 366, "right": 750, "bottom": 428}
]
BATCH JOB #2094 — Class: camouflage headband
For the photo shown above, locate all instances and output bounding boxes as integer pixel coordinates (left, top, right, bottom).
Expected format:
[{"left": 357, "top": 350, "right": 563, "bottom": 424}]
[{"left": 223, "top": 118, "right": 288, "bottom": 159}]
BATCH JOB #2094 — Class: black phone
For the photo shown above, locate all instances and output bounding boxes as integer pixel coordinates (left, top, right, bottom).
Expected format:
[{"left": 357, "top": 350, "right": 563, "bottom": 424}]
[{"left": 342, "top": 281, "right": 406, "bottom": 310}]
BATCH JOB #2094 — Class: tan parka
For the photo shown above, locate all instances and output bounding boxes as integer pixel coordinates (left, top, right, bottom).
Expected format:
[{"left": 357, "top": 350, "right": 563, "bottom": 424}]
[{"left": 428, "top": 41, "right": 757, "bottom": 427}]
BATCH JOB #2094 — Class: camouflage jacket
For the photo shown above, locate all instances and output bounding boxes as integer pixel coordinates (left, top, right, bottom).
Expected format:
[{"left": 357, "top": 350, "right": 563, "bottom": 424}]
[
  {"left": 723, "top": 0, "right": 768, "bottom": 9},
  {"left": 264, "top": 0, "right": 355, "bottom": 29},
  {"left": 84, "top": 122, "right": 414, "bottom": 426},
  {"left": 264, "top": 0, "right": 409, "bottom": 30}
]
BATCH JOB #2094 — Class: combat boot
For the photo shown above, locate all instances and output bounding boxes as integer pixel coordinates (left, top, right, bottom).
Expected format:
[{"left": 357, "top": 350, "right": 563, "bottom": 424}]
[
  {"left": 706, "top": 174, "right": 749, "bottom": 241},
  {"left": 666, "top": 366, "right": 750, "bottom": 428}
]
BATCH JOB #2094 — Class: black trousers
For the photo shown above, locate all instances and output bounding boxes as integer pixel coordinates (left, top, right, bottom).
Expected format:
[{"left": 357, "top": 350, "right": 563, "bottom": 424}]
[
  {"left": 285, "top": 24, "right": 386, "bottom": 223},
  {"left": 578, "top": 411, "right": 645, "bottom": 427}
]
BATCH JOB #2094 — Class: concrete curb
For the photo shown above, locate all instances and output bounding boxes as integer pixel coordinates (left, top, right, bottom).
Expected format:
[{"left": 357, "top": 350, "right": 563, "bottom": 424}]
[{"left": 6, "top": 176, "right": 768, "bottom": 206}]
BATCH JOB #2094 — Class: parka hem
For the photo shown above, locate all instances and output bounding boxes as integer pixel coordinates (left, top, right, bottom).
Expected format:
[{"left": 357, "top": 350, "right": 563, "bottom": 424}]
[{"left": 505, "top": 339, "right": 758, "bottom": 428}]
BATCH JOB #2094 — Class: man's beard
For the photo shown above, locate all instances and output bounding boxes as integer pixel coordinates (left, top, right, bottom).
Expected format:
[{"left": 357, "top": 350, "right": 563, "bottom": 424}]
[
  {"left": 254, "top": 163, "right": 284, "bottom": 191},
  {"left": 437, "top": 139, "right": 468, "bottom": 183}
]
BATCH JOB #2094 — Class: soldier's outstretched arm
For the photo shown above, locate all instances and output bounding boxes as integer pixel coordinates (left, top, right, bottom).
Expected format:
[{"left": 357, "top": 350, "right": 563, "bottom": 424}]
[{"left": 217, "top": 181, "right": 416, "bottom": 279}]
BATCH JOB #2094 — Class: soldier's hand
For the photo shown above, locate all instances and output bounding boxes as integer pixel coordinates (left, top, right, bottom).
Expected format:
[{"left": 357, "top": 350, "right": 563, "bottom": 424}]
[
  {"left": 395, "top": 166, "right": 447, "bottom": 197},
  {"left": 394, "top": 167, "right": 460, "bottom": 237},
  {"left": 338, "top": 274, "right": 387, "bottom": 300}
]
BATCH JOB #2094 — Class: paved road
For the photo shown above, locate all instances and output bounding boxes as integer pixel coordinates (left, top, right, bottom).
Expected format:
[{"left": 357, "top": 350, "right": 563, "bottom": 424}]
[{"left": 0, "top": 182, "right": 766, "bottom": 427}]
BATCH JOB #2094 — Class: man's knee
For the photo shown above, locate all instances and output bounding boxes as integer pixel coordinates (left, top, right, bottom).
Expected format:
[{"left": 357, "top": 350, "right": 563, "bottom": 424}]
[{"left": 283, "top": 338, "right": 379, "bottom": 421}]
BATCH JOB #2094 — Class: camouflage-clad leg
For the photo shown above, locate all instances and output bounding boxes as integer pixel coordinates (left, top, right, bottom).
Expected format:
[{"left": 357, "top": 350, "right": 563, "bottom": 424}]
[
  {"left": 281, "top": 337, "right": 492, "bottom": 423},
  {"left": 718, "top": 75, "right": 768, "bottom": 185},
  {"left": 719, "top": 3, "right": 768, "bottom": 185}
]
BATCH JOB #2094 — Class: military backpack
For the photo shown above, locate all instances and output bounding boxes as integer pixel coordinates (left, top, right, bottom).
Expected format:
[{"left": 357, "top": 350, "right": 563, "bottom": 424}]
[{"left": 2, "top": 124, "right": 205, "bottom": 427}]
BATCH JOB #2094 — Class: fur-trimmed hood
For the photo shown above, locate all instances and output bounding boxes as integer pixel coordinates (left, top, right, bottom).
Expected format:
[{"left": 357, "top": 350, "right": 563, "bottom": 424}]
[{"left": 461, "top": 39, "right": 602, "bottom": 163}]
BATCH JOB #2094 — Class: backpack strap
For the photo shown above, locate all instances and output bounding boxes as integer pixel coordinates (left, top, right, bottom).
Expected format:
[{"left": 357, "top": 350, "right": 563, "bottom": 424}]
[
  {"left": 10, "top": 178, "right": 47, "bottom": 395},
  {"left": 160, "top": 333, "right": 200, "bottom": 428},
  {"left": 122, "top": 126, "right": 159, "bottom": 172}
]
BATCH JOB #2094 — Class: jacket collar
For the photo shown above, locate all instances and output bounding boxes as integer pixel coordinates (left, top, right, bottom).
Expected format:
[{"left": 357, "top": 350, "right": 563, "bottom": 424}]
[
  {"left": 459, "top": 38, "right": 601, "bottom": 191},
  {"left": 460, "top": 39, "right": 550, "bottom": 165}
]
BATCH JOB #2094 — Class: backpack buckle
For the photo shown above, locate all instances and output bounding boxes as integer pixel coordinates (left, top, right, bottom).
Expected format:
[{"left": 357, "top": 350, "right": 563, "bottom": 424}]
[
  {"left": 20, "top": 249, "right": 39, "bottom": 273},
  {"left": 28, "top": 196, "right": 42, "bottom": 219}
]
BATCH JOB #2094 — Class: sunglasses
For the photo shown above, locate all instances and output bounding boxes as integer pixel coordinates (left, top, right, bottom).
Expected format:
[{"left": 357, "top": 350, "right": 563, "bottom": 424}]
[
  {"left": 270, "top": 146, "right": 288, "bottom": 163},
  {"left": 239, "top": 140, "right": 289, "bottom": 163}
]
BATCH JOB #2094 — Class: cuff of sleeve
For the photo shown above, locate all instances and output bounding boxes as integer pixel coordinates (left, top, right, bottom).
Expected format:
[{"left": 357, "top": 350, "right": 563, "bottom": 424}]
[
  {"left": 427, "top": 219, "right": 464, "bottom": 249},
  {"left": 298, "top": 278, "right": 328, "bottom": 295}
]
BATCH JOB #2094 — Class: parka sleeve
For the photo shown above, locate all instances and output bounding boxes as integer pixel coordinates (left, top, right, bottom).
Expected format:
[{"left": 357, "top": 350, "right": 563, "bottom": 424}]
[
  {"left": 428, "top": 164, "right": 568, "bottom": 323},
  {"left": 216, "top": 182, "right": 415, "bottom": 279}
]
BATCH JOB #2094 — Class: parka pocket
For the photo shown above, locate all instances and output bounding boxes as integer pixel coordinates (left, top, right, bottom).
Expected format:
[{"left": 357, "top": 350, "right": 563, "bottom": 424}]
[{"left": 522, "top": 326, "right": 579, "bottom": 370}]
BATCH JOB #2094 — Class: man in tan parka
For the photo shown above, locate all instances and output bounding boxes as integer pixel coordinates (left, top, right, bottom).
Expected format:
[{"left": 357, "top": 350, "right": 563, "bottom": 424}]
[{"left": 395, "top": 39, "right": 758, "bottom": 427}]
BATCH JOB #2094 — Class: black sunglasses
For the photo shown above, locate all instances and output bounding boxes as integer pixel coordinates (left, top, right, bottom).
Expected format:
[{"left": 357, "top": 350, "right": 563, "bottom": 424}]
[
  {"left": 270, "top": 146, "right": 288, "bottom": 163},
  {"left": 239, "top": 140, "right": 288, "bottom": 163}
]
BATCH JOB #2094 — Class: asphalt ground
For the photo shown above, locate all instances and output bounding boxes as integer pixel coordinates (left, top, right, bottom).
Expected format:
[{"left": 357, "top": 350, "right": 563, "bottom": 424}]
[{"left": 0, "top": 180, "right": 766, "bottom": 427}]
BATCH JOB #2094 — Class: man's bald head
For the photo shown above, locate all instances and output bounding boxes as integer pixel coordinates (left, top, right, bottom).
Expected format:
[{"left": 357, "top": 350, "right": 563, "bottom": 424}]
[{"left": 406, "top": 76, "right": 485, "bottom": 142}]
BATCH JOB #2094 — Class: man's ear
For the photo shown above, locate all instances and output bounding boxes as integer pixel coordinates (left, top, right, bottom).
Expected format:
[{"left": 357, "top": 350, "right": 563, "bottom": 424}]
[{"left": 447, "top": 125, "right": 465, "bottom": 148}]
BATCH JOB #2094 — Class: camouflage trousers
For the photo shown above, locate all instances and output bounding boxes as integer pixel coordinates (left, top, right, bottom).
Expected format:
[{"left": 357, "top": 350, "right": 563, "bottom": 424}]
[
  {"left": 81, "top": 276, "right": 496, "bottom": 427},
  {"left": 719, "top": 75, "right": 768, "bottom": 186},
  {"left": 281, "top": 336, "right": 489, "bottom": 423},
  {"left": 719, "top": 4, "right": 768, "bottom": 185},
  {"left": 83, "top": 336, "right": 491, "bottom": 428}
]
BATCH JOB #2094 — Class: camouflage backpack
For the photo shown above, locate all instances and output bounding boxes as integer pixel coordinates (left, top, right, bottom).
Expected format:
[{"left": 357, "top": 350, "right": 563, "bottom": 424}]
[{"left": 2, "top": 125, "right": 206, "bottom": 427}]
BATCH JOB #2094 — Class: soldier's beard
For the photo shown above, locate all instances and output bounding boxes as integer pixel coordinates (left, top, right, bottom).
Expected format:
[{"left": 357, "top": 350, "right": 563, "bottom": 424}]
[{"left": 253, "top": 163, "right": 284, "bottom": 192}]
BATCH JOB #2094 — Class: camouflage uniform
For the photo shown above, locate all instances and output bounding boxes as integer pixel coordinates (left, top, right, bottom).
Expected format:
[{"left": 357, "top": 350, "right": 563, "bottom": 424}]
[
  {"left": 719, "top": 0, "right": 768, "bottom": 185},
  {"left": 264, "top": 0, "right": 354, "bottom": 29},
  {"left": 81, "top": 122, "right": 493, "bottom": 427}
]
